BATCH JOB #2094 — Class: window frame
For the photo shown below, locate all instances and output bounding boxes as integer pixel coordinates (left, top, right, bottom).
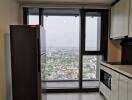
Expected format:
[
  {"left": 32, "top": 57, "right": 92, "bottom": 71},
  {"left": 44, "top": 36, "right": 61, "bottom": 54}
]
[
  {"left": 79, "top": 9, "right": 108, "bottom": 89},
  {"left": 80, "top": 9, "right": 108, "bottom": 59},
  {"left": 23, "top": 8, "right": 44, "bottom": 26},
  {"left": 23, "top": 8, "right": 108, "bottom": 60},
  {"left": 23, "top": 7, "right": 109, "bottom": 92}
]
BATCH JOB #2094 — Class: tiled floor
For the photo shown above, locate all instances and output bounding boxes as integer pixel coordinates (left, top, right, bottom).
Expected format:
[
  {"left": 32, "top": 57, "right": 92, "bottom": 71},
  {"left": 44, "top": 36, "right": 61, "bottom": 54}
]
[{"left": 42, "top": 93, "right": 105, "bottom": 100}]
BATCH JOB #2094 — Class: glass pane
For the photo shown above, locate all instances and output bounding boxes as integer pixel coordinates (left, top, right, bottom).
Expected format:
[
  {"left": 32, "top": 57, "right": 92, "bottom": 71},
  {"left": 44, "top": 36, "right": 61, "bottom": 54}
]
[
  {"left": 42, "top": 15, "right": 79, "bottom": 89},
  {"left": 28, "top": 15, "right": 39, "bottom": 25},
  {"left": 83, "top": 55, "right": 102, "bottom": 80},
  {"left": 83, "top": 55, "right": 101, "bottom": 88},
  {"left": 40, "top": 28, "right": 46, "bottom": 81},
  {"left": 85, "top": 16, "right": 101, "bottom": 51},
  {"left": 28, "top": 8, "right": 39, "bottom": 25}
]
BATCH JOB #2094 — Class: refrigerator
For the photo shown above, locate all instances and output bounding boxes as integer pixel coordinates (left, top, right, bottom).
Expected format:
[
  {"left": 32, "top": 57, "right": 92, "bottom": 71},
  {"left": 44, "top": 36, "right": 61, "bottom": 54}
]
[{"left": 10, "top": 25, "right": 46, "bottom": 100}]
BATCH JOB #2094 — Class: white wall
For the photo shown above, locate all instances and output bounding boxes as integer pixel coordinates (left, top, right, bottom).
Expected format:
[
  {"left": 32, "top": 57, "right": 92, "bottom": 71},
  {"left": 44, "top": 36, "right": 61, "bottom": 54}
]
[{"left": 0, "top": 0, "right": 20, "bottom": 100}]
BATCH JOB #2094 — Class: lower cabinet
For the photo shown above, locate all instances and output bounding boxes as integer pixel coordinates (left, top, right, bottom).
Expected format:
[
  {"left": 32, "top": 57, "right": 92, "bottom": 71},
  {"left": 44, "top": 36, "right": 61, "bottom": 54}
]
[
  {"left": 100, "top": 82, "right": 111, "bottom": 100},
  {"left": 128, "top": 79, "right": 132, "bottom": 100},
  {"left": 118, "top": 75, "right": 128, "bottom": 100},
  {"left": 100, "top": 82, "right": 106, "bottom": 96},
  {"left": 100, "top": 64, "right": 132, "bottom": 100},
  {"left": 111, "top": 70, "right": 119, "bottom": 100}
]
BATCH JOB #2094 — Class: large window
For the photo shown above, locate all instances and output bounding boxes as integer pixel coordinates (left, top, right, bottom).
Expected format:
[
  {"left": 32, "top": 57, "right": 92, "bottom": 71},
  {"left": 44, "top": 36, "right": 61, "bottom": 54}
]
[
  {"left": 25, "top": 8, "right": 108, "bottom": 90},
  {"left": 43, "top": 16, "right": 79, "bottom": 81}
]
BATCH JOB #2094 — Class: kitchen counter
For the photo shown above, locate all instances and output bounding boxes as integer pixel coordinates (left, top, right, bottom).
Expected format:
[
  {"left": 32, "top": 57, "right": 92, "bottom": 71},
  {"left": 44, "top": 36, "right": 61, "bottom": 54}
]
[{"left": 100, "top": 62, "right": 132, "bottom": 79}]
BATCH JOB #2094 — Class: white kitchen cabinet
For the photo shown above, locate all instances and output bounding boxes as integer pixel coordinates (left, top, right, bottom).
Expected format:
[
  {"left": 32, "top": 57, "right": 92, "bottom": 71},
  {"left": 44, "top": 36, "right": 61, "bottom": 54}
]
[
  {"left": 100, "top": 64, "right": 104, "bottom": 70},
  {"left": 128, "top": 79, "right": 132, "bottom": 100},
  {"left": 100, "top": 82, "right": 106, "bottom": 96},
  {"left": 103, "top": 66, "right": 111, "bottom": 75},
  {"left": 111, "top": 70, "right": 119, "bottom": 100},
  {"left": 119, "top": 74, "right": 128, "bottom": 100},
  {"left": 100, "top": 82, "right": 111, "bottom": 100},
  {"left": 110, "top": 0, "right": 129, "bottom": 39},
  {"left": 105, "top": 86, "right": 111, "bottom": 100},
  {"left": 100, "top": 65, "right": 111, "bottom": 100},
  {"left": 100, "top": 63, "right": 132, "bottom": 100},
  {"left": 129, "top": 0, "right": 132, "bottom": 37}
]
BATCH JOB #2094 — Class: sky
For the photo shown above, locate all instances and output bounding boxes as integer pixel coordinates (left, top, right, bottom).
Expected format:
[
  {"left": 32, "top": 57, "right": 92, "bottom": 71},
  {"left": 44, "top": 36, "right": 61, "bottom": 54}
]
[{"left": 29, "top": 15, "right": 100, "bottom": 50}]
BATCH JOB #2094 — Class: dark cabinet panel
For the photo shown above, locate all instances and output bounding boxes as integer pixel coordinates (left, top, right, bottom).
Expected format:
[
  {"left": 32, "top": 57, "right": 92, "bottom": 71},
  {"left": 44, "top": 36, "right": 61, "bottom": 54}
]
[
  {"left": 10, "top": 25, "right": 45, "bottom": 100},
  {"left": 121, "top": 41, "right": 132, "bottom": 64}
]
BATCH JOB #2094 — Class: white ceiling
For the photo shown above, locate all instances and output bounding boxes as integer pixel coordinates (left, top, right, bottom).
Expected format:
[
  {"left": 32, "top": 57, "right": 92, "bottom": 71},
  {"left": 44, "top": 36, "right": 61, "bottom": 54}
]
[{"left": 19, "top": 0, "right": 116, "bottom": 6}]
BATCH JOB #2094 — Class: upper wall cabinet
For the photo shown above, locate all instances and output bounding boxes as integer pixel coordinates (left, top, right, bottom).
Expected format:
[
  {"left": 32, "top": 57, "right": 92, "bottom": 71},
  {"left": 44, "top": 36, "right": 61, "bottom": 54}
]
[
  {"left": 129, "top": 0, "right": 132, "bottom": 37},
  {"left": 110, "top": 0, "right": 129, "bottom": 39}
]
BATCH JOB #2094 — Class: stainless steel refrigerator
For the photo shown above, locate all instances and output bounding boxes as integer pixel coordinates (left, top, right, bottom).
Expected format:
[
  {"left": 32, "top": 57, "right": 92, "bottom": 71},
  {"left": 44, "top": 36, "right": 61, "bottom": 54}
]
[{"left": 10, "top": 25, "right": 46, "bottom": 100}]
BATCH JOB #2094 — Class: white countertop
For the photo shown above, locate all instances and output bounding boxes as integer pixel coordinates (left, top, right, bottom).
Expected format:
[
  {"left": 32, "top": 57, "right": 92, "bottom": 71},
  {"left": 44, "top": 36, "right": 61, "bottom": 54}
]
[{"left": 100, "top": 62, "right": 132, "bottom": 79}]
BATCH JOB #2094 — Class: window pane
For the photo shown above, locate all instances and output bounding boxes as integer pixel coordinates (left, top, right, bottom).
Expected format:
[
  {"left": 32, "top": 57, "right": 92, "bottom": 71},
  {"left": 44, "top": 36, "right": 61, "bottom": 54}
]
[
  {"left": 85, "top": 16, "right": 101, "bottom": 51},
  {"left": 28, "top": 15, "right": 39, "bottom": 25},
  {"left": 82, "top": 55, "right": 101, "bottom": 88},
  {"left": 28, "top": 8, "right": 39, "bottom": 25},
  {"left": 42, "top": 16, "right": 79, "bottom": 81},
  {"left": 83, "top": 55, "right": 101, "bottom": 80}
]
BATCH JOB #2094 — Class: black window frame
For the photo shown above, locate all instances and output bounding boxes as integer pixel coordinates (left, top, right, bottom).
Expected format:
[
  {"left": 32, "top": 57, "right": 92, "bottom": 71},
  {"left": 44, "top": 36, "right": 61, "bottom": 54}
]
[
  {"left": 23, "top": 7, "right": 108, "bottom": 92},
  {"left": 80, "top": 9, "right": 108, "bottom": 59},
  {"left": 79, "top": 9, "right": 108, "bottom": 89},
  {"left": 23, "top": 8, "right": 108, "bottom": 60},
  {"left": 23, "top": 8, "right": 44, "bottom": 26}
]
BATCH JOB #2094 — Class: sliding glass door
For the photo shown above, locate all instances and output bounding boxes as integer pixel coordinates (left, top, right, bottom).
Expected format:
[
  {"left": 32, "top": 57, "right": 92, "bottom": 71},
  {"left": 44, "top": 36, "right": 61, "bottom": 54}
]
[{"left": 43, "top": 14, "right": 80, "bottom": 89}]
